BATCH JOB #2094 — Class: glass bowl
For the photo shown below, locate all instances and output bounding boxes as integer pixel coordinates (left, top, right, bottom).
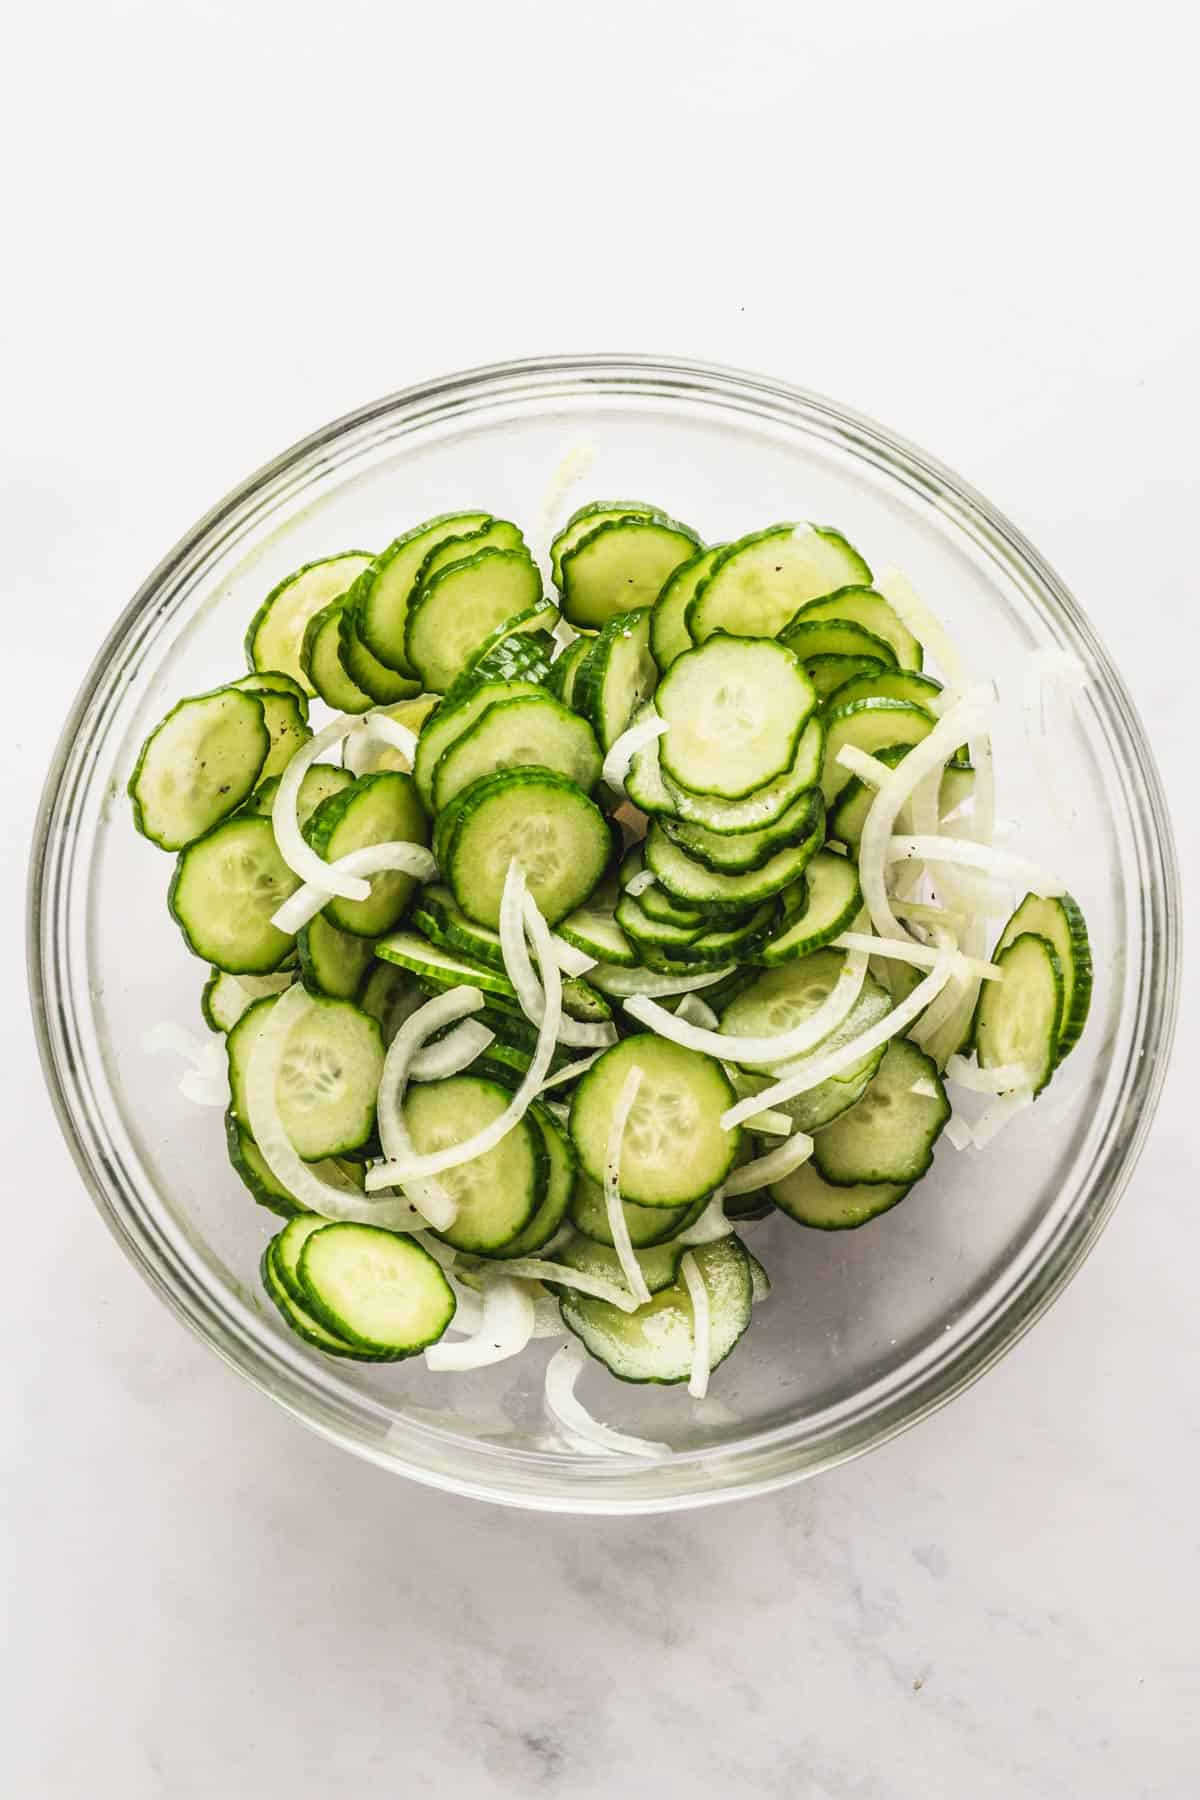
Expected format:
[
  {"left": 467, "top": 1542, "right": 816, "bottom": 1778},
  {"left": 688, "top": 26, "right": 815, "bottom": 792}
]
[{"left": 28, "top": 355, "right": 1181, "bottom": 1513}]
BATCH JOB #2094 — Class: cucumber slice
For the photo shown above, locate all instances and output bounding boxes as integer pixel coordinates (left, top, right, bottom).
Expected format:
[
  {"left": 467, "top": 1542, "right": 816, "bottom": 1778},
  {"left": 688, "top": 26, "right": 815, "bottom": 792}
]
[
  {"left": 203, "top": 967, "right": 293, "bottom": 1033},
  {"left": 569, "top": 1035, "right": 739, "bottom": 1207},
  {"left": 641, "top": 902, "right": 776, "bottom": 971},
  {"left": 550, "top": 500, "right": 660, "bottom": 589},
  {"left": 560, "top": 1234, "right": 751, "bottom": 1384},
  {"left": 755, "top": 850, "right": 862, "bottom": 964},
  {"left": 169, "top": 814, "right": 300, "bottom": 974},
  {"left": 778, "top": 616, "right": 899, "bottom": 670},
  {"left": 442, "top": 610, "right": 557, "bottom": 707},
  {"left": 657, "top": 637, "right": 816, "bottom": 802},
  {"left": 304, "top": 771, "right": 429, "bottom": 937},
  {"left": 404, "top": 1074, "right": 546, "bottom": 1253},
  {"left": 413, "top": 885, "right": 506, "bottom": 970},
  {"left": 414, "top": 517, "right": 525, "bottom": 588},
  {"left": 719, "top": 951, "right": 893, "bottom": 1076},
  {"left": 441, "top": 768, "right": 611, "bottom": 930},
  {"left": 823, "top": 668, "right": 944, "bottom": 712},
  {"left": 260, "top": 1236, "right": 390, "bottom": 1358},
  {"left": 650, "top": 543, "right": 724, "bottom": 672},
  {"left": 637, "top": 884, "right": 706, "bottom": 928},
  {"left": 356, "top": 512, "right": 492, "bottom": 674},
  {"left": 246, "top": 552, "right": 373, "bottom": 695},
  {"left": 273, "top": 1213, "right": 333, "bottom": 1302},
  {"left": 551, "top": 1232, "right": 685, "bottom": 1296},
  {"left": 821, "top": 698, "right": 936, "bottom": 805},
  {"left": 254, "top": 690, "right": 312, "bottom": 783},
  {"left": 227, "top": 992, "right": 384, "bottom": 1160},
  {"left": 575, "top": 609, "right": 658, "bottom": 750},
  {"left": 661, "top": 787, "right": 823, "bottom": 876},
  {"left": 993, "top": 894, "right": 1092, "bottom": 1063},
  {"left": 297, "top": 912, "right": 375, "bottom": 1000},
  {"left": 785, "top": 586, "right": 922, "bottom": 673},
  {"left": 374, "top": 929, "right": 518, "bottom": 999},
  {"left": 239, "top": 763, "right": 353, "bottom": 828},
  {"left": 568, "top": 1177, "right": 704, "bottom": 1247},
  {"left": 803, "top": 654, "right": 890, "bottom": 699},
  {"left": 616, "top": 891, "right": 706, "bottom": 952},
  {"left": 301, "top": 600, "right": 374, "bottom": 713},
  {"left": 226, "top": 1110, "right": 303, "bottom": 1217},
  {"left": 559, "top": 516, "right": 701, "bottom": 630},
  {"left": 770, "top": 1160, "right": 910, "bottom": 1230},
  {"left": 627, "top": 713, "right": 825, "bottom": 835},
  {"left": 975, "top": 932, "right": 1064, "bottom": 1093},
  {"left": 812, "top": 1039, "right": 949, "bottom": 1185},
  {"left": 688, "top": 523, "right": 871, "bottom": 643},
  {"left": 413, "top": 678, "right": 544, "bottom": 811},
  {"left": 340, "top": 592, "right": 426, "bottom": 701},
  {"left": 130, "top": 688, "right": 270, "bottom": 851},
  {"left": 731, "top": 1053, "right": 885, "bottom": 1134},
  {"left": 546, "top": 636, "right": 591, "bottom": 707},
  {"left": 483, "top": 1102, "right": 577, "bottom": 1259},
  {"left": 359, "top": 962, "right": 421, "bottom": 1045},
  {"left": 229, "top": 669, "right": 310, "bottom": 711},
  {"left": 644, "top": 820, "right": 822, "bottom": 912},
  {"left": 556, "top": 877, "right": 638, "bottom": 968},
  {"left": 432, "top": 694, "right": 601, "bottom": 811},
  {"left": 405, "top": 548, "right": 544, "bottom": 694},
  {"left": 297, "top": 1223, "right": 456, "bottom": 1356}
]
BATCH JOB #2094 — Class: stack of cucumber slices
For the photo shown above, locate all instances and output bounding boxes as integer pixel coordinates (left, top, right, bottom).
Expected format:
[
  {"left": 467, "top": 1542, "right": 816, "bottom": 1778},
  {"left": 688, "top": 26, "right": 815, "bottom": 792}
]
[{"left": 129, "top": 497, "right": 1091, "bottom": 1446}]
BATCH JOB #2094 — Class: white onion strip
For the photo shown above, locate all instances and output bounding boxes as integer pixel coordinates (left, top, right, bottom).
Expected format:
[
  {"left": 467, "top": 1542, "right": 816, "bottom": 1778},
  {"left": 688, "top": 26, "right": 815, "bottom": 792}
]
[
  {"left": 741, "top": 1106, "right": 793, "bottom": 1138},
  {"left": 408, "top": 1019, "right": 495, "bottom": 1082},
  {"left": 497, "top": 1259, "right": 641, "bottom": 1312},
  {"left": 673, "top": 1194, "right": 733, "bottom": 1245},
  {"left": 723, "top": 1128, "right": 814, "bottom": 1194},
  {"left": 271, "top": 714, "right": 375, "bottom": 901},
  {"left": 625, "top": 867, "right": 656, "bottom": 898},
  {"left": 272, "top": 840, "right": 437, "bottom": 934},
  {"left": 535, "top": 1052, "right": 604, "bottom": 1094},
  {"left": 367, "top": 884, "right": 563, "bottom": 1185},
  {"left": 623, "top": 949, "right": 869, "bottom": 1068},
  {"left": 1024, "top": 648, "right": 1088, "bottom": 831},
  {"left": 602, "top": 712, "right": 668, "bottom": 791},
  {"left": 676, "top": 993, "right": 719, "bottom": 1031},
  {"left": 722, "top": 943, "right": 958, "bottom": 1128},
  {"left": 424, "top": 1275, "right": 534, "bottom": 1372},
  {"left": 366, "top": 714, "right": 419, "bottom": 763},
  {"left": 244, "top": 984, "right": 418, "bottom": 1227},
  {"left": 887, "top": 836, "right": 1064, "bottom": 895},
  {"left": 946, "top": 1054, "right": 1034, "bottom": 1095},
  {"left": 374, "top": 987, "right": 486, "bottom": 1228},
  {"left": 550, "top": 935, "right": 596, "bottom": 977},
  {"left": 680, "top": 1253, "right": 711, "bottom": 1400},
  {"left": 544, "top": 1343, "right": 669, "bottom": 1456},
  {"left": 591, "top": 964, "right": 736, "bottom": 1000},
  {"left": 834, "top": 930, "right": 1000, "bottom": 982},
  {"left": 876, "top": 566, "right": 973, "bottom": 689},
  {"left": 499, "top": 866, "right": 616, "bottom": 1050},
  {"left": 970, "top": 1088, "right": 1035, "bottom": 1147},
  {"left": 943, "top": 1114, "right": 975, "bottom": 1151},
  {"left": 604, "top": 1067, "right": 652, "bottom": 1305}
]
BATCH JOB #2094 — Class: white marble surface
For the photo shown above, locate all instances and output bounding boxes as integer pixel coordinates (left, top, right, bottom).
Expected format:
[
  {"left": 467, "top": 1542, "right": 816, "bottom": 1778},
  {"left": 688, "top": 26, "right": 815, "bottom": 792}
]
[{"left": 5, "top": 3, "right": 1197, "bottom": 1794}]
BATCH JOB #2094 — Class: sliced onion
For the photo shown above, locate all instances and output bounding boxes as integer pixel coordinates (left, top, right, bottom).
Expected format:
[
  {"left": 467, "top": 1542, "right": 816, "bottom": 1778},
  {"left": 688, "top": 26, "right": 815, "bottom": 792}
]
[
  {"left": 374, "top": 986, "right": 487, "bottom": 1229},
  {"left": 945, "top": 1053, "right": 1034, "bottom": 1095},
  {"left": 970, "top": 1088, "right": 1035, "bottom": 1147},
  {"left": 602, "top": 712, "right": 668, "bottom": 791},
  {"left": 887, "top": 835, "right": 1064, "bottom": 896},
  {"left": 244, "top": 984, "right": 418, "bottom": 1226},
  {"left": 1024, "top": 648, "right": 1088, "bottom": 831},
  {"left": 875, "top": 566, "right": 973, "bottom": 689},
  {"left": 893, "top": 898, "right": 969, "bottom": 932},
  {"left": 408, "top": 1019, "right": 495, "bottom": 1081},
  {"left": 531, "top": 1294, "right": 566, "bottom": 1337},
  {"left": 835, "top": 744, "right": 895, "bottom": 788},
  {"left": 178, "top": 1066, "right": 228, "bottom": 1107},
  {"left": 271, "top": 714, "right": 375, "bottom": 902},
  {"left": 625, "top": 867, "right": 656, "bottom": 898},
  {"left": 272, "top": 840, "right": 437, "bottom": 935},
  {"left": 604, "top": 1066, "right": 652, "bottom": 1305},
  {"left": 722, "top": 942, "right": 958, "bottom": 1128},
  {"left": 943, "top": 1114, "right": 974, "bottom": 1151},
  {"left": 673, "top": 1194, "right": 733, "bottom": 1246},
  {"left": 591, "top": 964, "right": 737, "bottom": 999},
  {"left": 680, "top": 1252, "right": 711, "bottom": 1400},
  {"left": 834, "top": 930, "right": 1000, "bottom": 982},
  {"left": 723, "top": 1128, "right": 814, "bottom": 1194},
  {"left": 424, "top": 1274, "right": 534, "bottom": 1372},
  {"left": 624, "top": 948, "right": 869, "bottom": 1067},
  {"left": 910, "top": 921, "right": 978, "bottom": 1052},
  {"left": 499, "top": 862, "right": 616, "bottom": 1049},
  {"left": 549, "top": 935, "right": 596, "bottom": 977},
  {"left": 366, "top": 714, "right": 419, "bottom": 764},
  {"left": 143, "top": 1021, "right": 214, "bottom": 1062},
  {"left": 535, "top": 1052, "right": 604, "bottom": 1094},
  {"left": 544, "top": 1343, "right": 670, "bottom": 1457},
  {"left": 497, "top": 1259, "right": 641, "bottom": 1312},
  {"left": 676, "top": 993, "right": 719, "bottom": 1030},
  {"left": 367, "top": 889, "right": 563, "bottom": 1185},
  {"left": 740, "top": 1106, "right": 793, "bottom": 1138}
]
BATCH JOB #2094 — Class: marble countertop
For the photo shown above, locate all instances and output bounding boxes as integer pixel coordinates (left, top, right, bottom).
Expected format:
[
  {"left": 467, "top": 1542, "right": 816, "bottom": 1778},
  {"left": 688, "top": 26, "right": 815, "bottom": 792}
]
[{"left": 6, "top": 3, "right": 1196, "bottom": 1794}]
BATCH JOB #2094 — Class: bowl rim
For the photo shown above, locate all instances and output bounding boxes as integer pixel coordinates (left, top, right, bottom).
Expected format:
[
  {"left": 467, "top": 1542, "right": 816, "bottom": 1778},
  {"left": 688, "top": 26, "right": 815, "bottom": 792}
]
[{"left": 27, "top": 352, "right": 1183, "bottom": 1512}]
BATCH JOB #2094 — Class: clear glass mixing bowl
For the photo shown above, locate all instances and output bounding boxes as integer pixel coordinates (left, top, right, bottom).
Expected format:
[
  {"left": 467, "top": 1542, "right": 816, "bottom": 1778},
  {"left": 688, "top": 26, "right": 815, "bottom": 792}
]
[{"left": 28, "top": 356, "right": 1181, "bottom": 1512}]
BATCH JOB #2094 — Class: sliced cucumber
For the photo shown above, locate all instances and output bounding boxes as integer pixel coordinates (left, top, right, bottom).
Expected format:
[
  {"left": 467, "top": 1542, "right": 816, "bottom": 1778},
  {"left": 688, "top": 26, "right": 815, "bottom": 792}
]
[
  {"left": 227, "top": 991, "right": 384, "bottom": 1159},
  {"left": 261, "top": 1236, "right": 390, "bottom": 1358},
  {"left": 301, "top": 600, "right": 374, "bottom": 713},
  {"left": 975, "top": 932, "right": 1064, "bottom": 1094},
  {"left": 404, "top": 1074, "right": 546, "bottom": 1253},
  {"left": 754, "top": 850, "right": 862, "bottom": 964},
  {"left": 169, "top": 814, "right": 300, "bottom": 973},
  {"left": 251, "top": 690, "right": 312, "bottom": 784},
  {"left": 356, "top": 512, "right": 492, "bottom": 674},
  {"left": 297, "top": 1223, "right": 455, "bottom": 1356},
  {"left": 226, "top": 1109, "right": 302, "bottom": 1218},
  {"left": 661, "top": 787, "right": 822, "bottom": 876},
  {"left": 687, "top": 523, "right": 871, "bottom": 643},
  {"left": 650, "top": 544, "right": 724, "bottom": 672},
  {"left": 414, "top": 516, "right": 525, "bottom": 588},
  {"left": 413, "top": 885, "right": 506, "bottom": 970},
  {"left": 246, "top": 552, "right": 373, "bottom": 695},
  {"left": 273, "top": 1213, "right": 333, "bottom": 1301},
  {"left": 644, "top": 820, "right": 821, "bottom": 912},
  {"left": 627, "top": 713, "right": 825, "bottom": 835},
  {"left": 803, "top": 653, "right": 890, "bottom": 699},
  {"left": 560, "top": 1234, "right": 751, "bottom": 1384},
  {"left": 340, "top": 593, "right": 426, "bottom": 701},
  {"left": 130, "top": 688, "right": 270, "bottom": 851},
  {"left": 778, "top": 616, "right": 899, "bottom": 670},
  {"left": 203, "top": 967, "right": 293, "bottom": 1033},
  {"left": 441, "top": 768, "right": 611, "bottom": 930},
  {"left": 993, "top": 894, "right": 1092, "bottom": 1063},
  {"left": 719, "top": 951, "right": 893, "bottom": 1076},
  {"left": 546, "top": 636, "right": 591, "bottom": 707},
  {"left": 244, "top": 763, "right": 353, "bottom": 829},
  {"left": 556, "top": 877, "right": 638, "bottom": 968},
  {"left": 636, "top": 883, "right": 707, "bottom": 929},
  {"left": 374, "top": 929, "right": 518, "bottom": 999},
  {"left": 297, "top": 912, "right": 375, "bottom": 1000},
  {"left": 770, "top": 1160, "right": 910, "bottom": 1230},
  {"left": 432, "top": 693, "right": 601, "bottom": 811},
  {"left": 359, "top": 962, "right": 421, "bottom": 1045},
  {"left": 821, "top": 698, "right": 936, "bottom": 805},
  {"left": 482, "top": 1102, "right": 577, "bottom": 1259},
  {"left": 412, "top": 677, "right": 544, "bottom": 811},
  {"left": 785, "top": 586, "right": 922, "bottom": 673},
  {"left": 229, "top": 670, "right": 310, "bottom": 712},
  {"left": 657, "top": 637, "right": 816, "bottom": 802},
  {"left": 569, "top": 1035, "right": 739, "bottom": 1207},
  {"left": 643, "top": 903, "right": 776, "bottom": 971},
  {"left": 550, "top": 500, "right": 660, "bottom": 589},
  {"left": 405, "top": 548, "right": 544, "bottom": 694},
  {"left": 812, "top": 1039, "right": 949, "bottom": 1185},
  {"left": 559, "top": 515, "right": 700, "bottom": 630},
  {"left": 730, "top": 1054, "right": 885, "bottom": 1134},
  {"left": 823, "top": 668, "right": 944, "bottom": 712},
  {"left": 442, "top": 610, "right": 557, "bottom": 707},
  {"left": 304, "top": 771, "right": 429, "bottom": 937},
  {"left": 568, "top": 1177, "right": 704, "bottom": 1247},
  {"left": 616, "top": 890, "right": 705, "bottom": 952},
  {"left": 551, "top": 1232, "right": 685, "bottom": 1296},
  {"left": 575, "top": 609, "right": 658, "bottom": 750}
]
